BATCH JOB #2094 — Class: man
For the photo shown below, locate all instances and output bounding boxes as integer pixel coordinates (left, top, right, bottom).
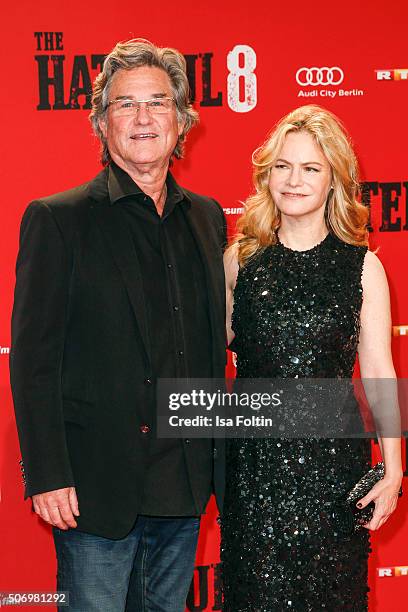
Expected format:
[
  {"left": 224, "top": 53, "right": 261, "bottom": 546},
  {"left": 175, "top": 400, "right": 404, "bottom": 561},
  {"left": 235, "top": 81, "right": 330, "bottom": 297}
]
[{"left": 10, "top": 39, "right": 226, "bottom": 612}]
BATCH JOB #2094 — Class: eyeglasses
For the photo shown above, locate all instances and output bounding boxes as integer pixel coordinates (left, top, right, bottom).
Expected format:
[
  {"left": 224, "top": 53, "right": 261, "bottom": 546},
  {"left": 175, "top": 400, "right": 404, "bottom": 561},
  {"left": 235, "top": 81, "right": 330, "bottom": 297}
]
[{"left": 107, "top": 97, "right": 175, "bottom": 116}]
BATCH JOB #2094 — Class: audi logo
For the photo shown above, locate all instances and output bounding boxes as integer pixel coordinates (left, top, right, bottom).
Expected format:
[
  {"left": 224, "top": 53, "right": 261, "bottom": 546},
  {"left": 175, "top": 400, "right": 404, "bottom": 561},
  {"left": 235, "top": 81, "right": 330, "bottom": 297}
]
[{"left": 296, "top": 67, "right": 344, "bottom": 86}]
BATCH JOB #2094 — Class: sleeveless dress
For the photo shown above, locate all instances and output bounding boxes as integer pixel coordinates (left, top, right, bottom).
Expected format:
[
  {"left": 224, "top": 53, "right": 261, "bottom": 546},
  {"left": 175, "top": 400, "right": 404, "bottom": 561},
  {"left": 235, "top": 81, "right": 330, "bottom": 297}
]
[{"left": 221, "top": 232, "right": 371, "bottom": 611}]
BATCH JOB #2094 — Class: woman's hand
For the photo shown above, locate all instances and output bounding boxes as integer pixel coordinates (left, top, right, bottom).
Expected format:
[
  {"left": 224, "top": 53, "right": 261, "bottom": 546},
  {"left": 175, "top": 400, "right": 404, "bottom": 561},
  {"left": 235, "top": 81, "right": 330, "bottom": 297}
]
[{"left": 357, "top": 475, "right": 402, "bottom": 531}]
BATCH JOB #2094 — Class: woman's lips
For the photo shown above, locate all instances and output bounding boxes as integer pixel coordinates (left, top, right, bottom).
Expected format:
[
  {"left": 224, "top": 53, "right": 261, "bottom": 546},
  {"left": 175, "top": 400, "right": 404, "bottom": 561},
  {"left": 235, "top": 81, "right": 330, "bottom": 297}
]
[{"left": 281, "top": 192, "right": 308, "bottom": 198}]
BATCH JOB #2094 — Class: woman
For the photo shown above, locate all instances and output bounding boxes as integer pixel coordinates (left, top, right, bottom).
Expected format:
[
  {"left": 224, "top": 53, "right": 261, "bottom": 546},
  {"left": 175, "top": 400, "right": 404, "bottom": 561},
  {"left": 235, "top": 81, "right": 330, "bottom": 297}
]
[{"left": 221, "top": 105, "right": 402, "bottom": 611}]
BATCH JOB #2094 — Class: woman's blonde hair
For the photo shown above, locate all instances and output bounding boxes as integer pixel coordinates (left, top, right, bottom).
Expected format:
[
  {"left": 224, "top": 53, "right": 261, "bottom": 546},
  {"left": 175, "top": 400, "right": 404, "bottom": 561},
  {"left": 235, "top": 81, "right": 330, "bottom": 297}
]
[{"left": 233, "top": 104, "right": 369, "bottom": 266}]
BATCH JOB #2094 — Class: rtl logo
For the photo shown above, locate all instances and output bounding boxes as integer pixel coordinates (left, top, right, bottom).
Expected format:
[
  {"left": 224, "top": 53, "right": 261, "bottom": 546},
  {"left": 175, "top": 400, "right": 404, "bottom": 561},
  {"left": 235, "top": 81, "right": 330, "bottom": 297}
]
[
  {"left": 393, "top": 326, "right": 408, "bottom": 336},
  {"left": 377, "top": 566, "right": 408, "bottom": 577},
  {"left": 375, "top": 69, "right": 408, "bottom": 80}
]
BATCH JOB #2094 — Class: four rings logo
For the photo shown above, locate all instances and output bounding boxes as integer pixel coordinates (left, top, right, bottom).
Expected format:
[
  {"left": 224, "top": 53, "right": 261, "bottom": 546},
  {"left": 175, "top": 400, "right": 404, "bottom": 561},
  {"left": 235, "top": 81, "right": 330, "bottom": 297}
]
[{"left": 296, "top": 66, "right": 344, "bottom": 86}]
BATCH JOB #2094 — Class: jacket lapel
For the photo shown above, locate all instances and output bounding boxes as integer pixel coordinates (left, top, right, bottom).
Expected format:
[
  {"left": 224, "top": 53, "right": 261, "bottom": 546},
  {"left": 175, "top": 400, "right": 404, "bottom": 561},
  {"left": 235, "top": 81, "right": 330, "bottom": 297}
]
[
  {"left": 181, "top": 202, "right": 227, "bottom": 372},
  {"left": 86, "top": 167, "right": 226, "bottom": 374},
  {"left": 88, "top": 170, "right": 152, "bottom": 368}
]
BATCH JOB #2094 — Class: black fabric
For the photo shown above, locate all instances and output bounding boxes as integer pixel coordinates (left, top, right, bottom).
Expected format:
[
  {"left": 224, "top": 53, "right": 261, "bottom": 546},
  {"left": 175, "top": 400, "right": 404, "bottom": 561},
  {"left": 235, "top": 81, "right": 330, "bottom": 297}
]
[
  {"left": 110, "top": 162, "right": 213, "bottom": 515},
  {"left": 10, "top": 164, "right": 227, "bottom": 539},
  {"left": 221, "top": 234, "right": 371, "bottom": 610}
]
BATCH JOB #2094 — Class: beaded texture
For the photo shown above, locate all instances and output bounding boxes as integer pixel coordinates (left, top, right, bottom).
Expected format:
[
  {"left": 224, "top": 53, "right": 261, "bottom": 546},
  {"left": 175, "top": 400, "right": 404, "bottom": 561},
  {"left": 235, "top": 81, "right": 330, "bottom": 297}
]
[{"left": 221, "top": 233, "right": 371, "bottom": 611}]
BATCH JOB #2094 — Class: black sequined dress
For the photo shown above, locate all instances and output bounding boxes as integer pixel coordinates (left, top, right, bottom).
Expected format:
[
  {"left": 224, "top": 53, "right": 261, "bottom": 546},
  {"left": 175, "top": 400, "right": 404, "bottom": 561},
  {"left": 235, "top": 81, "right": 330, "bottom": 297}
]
[{"left": 221, "top": 233, "right": 371, "bottom": 611}]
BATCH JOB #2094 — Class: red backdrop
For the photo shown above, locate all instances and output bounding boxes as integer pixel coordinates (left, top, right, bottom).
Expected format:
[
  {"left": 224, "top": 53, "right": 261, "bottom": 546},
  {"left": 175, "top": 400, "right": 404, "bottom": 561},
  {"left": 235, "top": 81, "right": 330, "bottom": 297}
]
[{"left": 1, "top": 1, "right": 407, "bottom": 609}]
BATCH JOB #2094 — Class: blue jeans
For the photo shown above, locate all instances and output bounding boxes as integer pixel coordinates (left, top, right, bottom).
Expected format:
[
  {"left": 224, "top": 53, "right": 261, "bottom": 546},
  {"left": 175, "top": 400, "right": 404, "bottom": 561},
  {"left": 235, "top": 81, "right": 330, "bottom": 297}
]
[{"left": 53, "top": 516, "right": 200, "bottom": 612}]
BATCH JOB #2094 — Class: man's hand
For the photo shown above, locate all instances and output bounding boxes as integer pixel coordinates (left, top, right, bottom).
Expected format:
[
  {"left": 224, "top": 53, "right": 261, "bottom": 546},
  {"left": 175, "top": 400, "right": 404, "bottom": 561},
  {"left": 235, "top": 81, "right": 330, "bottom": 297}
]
[{"left": 32, "top": 487, "right": 79, "bottom": 530}]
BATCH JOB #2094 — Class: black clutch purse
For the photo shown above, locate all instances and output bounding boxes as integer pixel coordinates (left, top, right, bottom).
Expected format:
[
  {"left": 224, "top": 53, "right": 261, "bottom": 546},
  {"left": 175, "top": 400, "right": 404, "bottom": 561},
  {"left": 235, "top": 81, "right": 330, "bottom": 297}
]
[{"left": 330, "top": 462, "right": 403, "bottom": 537}]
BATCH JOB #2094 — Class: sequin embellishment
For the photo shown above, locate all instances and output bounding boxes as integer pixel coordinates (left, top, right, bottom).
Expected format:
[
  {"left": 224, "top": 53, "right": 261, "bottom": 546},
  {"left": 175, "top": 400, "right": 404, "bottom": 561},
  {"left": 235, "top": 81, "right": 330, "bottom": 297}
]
[{"left": 221, "top": 233, "right": 371, "bottom": 611}]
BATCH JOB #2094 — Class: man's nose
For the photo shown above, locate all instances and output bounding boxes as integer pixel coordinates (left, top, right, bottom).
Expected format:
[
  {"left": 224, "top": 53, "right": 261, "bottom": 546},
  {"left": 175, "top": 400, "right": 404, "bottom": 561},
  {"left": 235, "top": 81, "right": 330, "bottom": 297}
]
[{"left": 133, "top": 103, "right": 152, "bottom": 124}]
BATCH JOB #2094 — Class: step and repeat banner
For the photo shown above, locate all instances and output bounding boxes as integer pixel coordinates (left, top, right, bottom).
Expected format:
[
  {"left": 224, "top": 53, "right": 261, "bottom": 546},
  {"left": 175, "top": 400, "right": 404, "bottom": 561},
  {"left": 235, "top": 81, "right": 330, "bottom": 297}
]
[{"left": 1, "top": 1, "right": 407, "bottom": 610}]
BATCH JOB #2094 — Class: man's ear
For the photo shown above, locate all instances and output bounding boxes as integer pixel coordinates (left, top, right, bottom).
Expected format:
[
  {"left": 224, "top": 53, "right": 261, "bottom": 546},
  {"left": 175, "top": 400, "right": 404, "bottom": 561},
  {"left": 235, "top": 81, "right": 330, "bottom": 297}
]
[
  {"left": 178, "top": 118, "right": 185, "bottom": 137},
  {"left": 99, "top": 117, "right": 108, "bottom": 139}
]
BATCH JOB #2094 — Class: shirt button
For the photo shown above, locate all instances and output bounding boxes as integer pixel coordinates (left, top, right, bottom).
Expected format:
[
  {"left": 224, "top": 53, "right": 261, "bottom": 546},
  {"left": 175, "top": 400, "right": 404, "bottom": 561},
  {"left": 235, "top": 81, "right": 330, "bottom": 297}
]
[
  {"left": 140, "top": 424, "right": 150, "bottom": 434},
  {"left": 178, "top": 350, "right": 184, "bottom": 356},
  {"left": 144, "top": 378, "right": 152, "bottom": 385},
  {"left": 167, "top": 263, "right": 173, "bottom": 269},
  {"left": 185, "top": 439, "right": 191, "bottom": 444},
  {"left": 173, "top": 305, "right": 179, "bottom": 312}
]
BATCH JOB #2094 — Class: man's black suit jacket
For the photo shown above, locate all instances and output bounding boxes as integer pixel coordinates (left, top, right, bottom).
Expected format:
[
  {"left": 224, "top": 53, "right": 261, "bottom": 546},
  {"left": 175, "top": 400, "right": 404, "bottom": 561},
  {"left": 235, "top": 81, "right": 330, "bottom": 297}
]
[{"left": 10, "top": 166, "right": 227, "bottom": 539}]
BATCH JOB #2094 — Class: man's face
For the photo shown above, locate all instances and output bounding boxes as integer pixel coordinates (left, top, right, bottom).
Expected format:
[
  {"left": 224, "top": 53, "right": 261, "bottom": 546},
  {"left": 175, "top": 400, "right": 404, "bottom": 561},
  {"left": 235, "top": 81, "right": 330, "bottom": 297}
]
[{"left": 99, "top": 66, "right": 184, "bottom": 171}]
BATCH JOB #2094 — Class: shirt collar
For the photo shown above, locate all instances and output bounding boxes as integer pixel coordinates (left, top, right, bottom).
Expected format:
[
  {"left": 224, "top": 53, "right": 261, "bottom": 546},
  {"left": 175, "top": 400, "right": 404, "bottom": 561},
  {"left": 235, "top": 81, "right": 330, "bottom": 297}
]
[{"left": 108, "top": 161, "right": 191, "bottom": 208}]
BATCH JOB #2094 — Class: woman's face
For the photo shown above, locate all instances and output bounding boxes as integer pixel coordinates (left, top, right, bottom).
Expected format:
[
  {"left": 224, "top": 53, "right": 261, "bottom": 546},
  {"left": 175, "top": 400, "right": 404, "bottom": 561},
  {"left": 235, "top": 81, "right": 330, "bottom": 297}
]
[{"left": 269, "top": 131, "right": 332, "bottom": 221}]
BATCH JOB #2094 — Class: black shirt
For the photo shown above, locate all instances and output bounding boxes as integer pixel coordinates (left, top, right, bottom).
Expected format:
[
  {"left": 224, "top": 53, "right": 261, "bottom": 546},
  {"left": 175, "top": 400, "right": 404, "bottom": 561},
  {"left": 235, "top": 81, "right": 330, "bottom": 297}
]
[{"left": 108, "top": 162, "right": 213, "bottom": 516}]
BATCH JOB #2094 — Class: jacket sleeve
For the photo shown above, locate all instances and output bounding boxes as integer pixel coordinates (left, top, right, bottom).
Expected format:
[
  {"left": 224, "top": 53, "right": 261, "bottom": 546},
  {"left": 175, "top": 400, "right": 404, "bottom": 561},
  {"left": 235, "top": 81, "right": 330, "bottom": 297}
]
[
  {"left": 10, "top": 201, "right": 75, "bottom": 498},
  {"left": 211, "top": 198, "right": 228, "bottom": 251}
]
